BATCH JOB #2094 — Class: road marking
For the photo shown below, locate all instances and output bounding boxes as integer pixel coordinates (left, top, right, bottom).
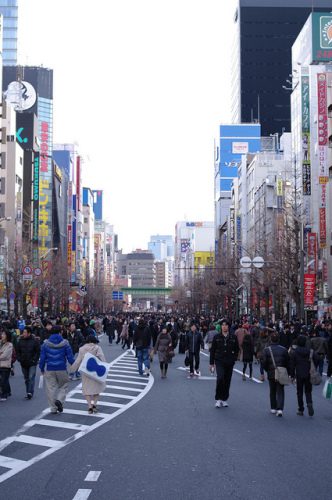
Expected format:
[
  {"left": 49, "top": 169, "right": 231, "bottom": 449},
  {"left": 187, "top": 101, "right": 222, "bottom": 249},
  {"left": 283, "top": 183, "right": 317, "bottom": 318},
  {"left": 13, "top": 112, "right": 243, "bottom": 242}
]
[
  {"left": 107, "top": 378, "right": 148, "bottom": 386},
  {"left": 99, "top": 392, "right": 135, "bottom": 400},
  {"left": 107, "top": 373, "right": 146, "bottom": 380},
  {"left": 0, "top": 351, "right": 154, "bottom": 484},
  {"left": 179, "top": 360, "right": 263, "bottom": 384},
  {"left": 72, "top": 489, "right": 92, "bottom": 500},
  {"left": 84, "top": 470, "right": 101, "bottom": 482},
  {"left": 111, "top": 369, "right": 140, "bottom": 375},
  {"left": 233, "top": 369, "right": 263, "bottom": 384}
]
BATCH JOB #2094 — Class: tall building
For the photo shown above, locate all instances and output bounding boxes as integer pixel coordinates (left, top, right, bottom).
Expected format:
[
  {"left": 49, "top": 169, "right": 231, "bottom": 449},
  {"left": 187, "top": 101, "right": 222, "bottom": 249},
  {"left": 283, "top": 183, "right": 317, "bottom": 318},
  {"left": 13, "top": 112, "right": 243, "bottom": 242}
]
[
  {"left": 148, "top": 235, "right": 174, "bottom": 260},
  {"left": 231, "top": 0, "right": 332, "bottom": 135},
  {"left": 3, "top": 66, "right": 54, "bottom": 262},
  {"left": 0, "top": 1, "right": 18, "bottom": 65}
]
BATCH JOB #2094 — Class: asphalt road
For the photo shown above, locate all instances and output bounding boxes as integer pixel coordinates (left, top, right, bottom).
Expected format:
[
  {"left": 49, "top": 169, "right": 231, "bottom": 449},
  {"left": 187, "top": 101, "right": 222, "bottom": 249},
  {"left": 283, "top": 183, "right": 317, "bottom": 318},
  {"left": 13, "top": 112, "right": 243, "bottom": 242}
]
[{"left": 0, "top": 336, "right": 332, "bottom": 500}]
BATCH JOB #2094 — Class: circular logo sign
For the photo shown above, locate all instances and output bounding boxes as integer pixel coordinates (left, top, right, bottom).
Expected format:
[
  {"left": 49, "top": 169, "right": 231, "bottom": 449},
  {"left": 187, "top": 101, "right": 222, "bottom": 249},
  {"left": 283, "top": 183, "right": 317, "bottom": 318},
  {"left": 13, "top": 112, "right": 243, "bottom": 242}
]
[
  {"left": 5, "top": 81, "right": 37, "bottom": 111},
  {"left": 23, "top": 265, "right": 32, "bottom": 275},
  {"left": 34, "top": 267, "right": 42, "bottom": 277}
]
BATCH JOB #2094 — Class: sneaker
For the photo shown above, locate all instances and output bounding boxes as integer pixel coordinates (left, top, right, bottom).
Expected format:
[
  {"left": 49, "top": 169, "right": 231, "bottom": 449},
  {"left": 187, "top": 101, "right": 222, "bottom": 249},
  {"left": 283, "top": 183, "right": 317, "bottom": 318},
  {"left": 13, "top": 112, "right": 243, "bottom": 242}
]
[
  {"left": 26, "top": 393, "right": 32, "bottom": 400},
  {"left": 308, "top": 405, "right": 314, "bottom": 417},
  {"left": 0, "top": 397, "right": 7, "bottom": 401},
  {"left": 221, "top": 400, "right": 229, "bottom": 407},
  {"left": 242, "top": 374, "right": 246, "bottom": 381},
  {"left": 297, "top": 410, "right": 304, "bottom": 416},
  {"left": 54, "top": 400, "right": 63, "bottom": 413},
  {"left": 194, "top": 370, "right": 200, "bottom": 377},
  {"left": 187, "top": 373, "right": 194, "bottom": 379},
  {"left": 215, "top": 400, "right": 221, "bottom": 408},
  {"left": 270, "top": 409, "right": 277, "bottom": 414},
  {"left": 276, "top": 410, "right": 283, "bottom": 417}
]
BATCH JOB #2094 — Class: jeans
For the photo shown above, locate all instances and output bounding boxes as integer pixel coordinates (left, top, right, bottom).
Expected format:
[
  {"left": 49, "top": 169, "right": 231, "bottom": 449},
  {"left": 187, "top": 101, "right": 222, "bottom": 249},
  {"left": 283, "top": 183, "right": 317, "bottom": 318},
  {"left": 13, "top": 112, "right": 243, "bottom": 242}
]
[
  {"left": 0, "top": 367, "right": 11, "bottom": 398},
  {"left": 21, "top": 365, "right": 37, "bottom": 395},
  {"left": 189, "top": 352, "right": 200, "bottom": 374},
  {"left": 296, "top": 376, "right": 312, "bottom": 412},
  {"left": 243, "top": 362, "right": 253, "bottom": 377},
  {"left": 268, "top": 379, "right": 285, "bottom": 410},
  {"left": 137, "top": 348, "right": 150, "bottom": 375},
  {"left": 215, "top": 362, "right": 234, "bottom": 401},
  {"left": 317, "top": 356, "right": 324, "bottom": 376}
]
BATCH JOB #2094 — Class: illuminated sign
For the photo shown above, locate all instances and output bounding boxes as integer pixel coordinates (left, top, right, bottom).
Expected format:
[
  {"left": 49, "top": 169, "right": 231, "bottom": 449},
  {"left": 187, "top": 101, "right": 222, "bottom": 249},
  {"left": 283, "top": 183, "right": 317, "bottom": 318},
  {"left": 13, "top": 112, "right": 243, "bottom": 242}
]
[
  {"left": 54, "top": 164, "right": 62, "bottom": 182},
  {"left": 32, "top": 153, "right": 40, "bottom": 242},
  {"left": 38, "top": 120, "right": 52, "bottom": 258}
]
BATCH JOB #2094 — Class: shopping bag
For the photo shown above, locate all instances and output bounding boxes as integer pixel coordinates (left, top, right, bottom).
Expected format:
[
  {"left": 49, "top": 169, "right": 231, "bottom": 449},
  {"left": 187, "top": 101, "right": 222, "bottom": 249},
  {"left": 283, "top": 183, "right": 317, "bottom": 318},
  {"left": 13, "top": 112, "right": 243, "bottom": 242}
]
[
  {"left": 79, "top": 353, "right": 111, "bottom": 383},
  {"left": 38, "top": 374, "right": 44, "bottom": 389},
  {"left": 322, "top": 378, "right": 332, "bottom": 400}
]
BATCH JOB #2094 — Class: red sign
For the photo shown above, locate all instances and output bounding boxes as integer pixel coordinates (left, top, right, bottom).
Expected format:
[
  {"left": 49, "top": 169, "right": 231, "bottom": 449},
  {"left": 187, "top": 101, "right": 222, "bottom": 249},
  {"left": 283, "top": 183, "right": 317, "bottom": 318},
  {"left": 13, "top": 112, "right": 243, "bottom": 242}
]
[
  {"left": 31, "top": 288, "right": 39, "bottom": 308},
  {"left": 304, "top": 274, "right": 316, "bottom": 306},
  {"left": 317, "top": 74, "right": 328, "bottom": 146},
  {"left": 307, "top": 233, "right": 317, "bottom": 273},
  {"left": 319, "top": 207, "right": 327, "bottom": 248}
]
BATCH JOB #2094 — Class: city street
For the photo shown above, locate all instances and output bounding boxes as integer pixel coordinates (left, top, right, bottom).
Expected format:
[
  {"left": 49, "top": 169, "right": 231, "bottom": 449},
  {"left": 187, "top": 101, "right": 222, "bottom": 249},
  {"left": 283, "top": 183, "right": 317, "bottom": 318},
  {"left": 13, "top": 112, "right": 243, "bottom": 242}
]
[{"left": 0, "top": 335, "right": 331, "bottom": 500}]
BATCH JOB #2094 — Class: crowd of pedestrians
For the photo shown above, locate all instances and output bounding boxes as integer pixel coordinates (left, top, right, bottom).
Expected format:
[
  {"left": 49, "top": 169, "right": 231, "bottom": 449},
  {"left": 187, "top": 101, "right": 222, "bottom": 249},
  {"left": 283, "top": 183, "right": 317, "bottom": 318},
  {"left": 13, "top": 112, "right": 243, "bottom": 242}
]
[{"left": 0, "top": 312, "right": 332, "bottom": 418}]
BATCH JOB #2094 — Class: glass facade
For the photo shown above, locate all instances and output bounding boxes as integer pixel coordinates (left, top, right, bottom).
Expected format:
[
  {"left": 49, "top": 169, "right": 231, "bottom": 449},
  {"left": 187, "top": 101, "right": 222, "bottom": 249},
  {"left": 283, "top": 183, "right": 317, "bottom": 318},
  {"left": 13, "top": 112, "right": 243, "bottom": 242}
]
[{"left": 0, "top": 0, "right": 18, "bottom": 65}]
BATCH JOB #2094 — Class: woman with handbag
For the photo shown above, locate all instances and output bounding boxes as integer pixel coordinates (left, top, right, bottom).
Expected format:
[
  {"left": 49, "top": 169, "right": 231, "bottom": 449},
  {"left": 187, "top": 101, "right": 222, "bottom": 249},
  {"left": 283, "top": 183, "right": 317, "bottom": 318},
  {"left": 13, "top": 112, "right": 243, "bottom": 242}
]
[
  {"left": 69, "top": 335, "right": 106, "bottom": 414},
  {"left": 154, "top": 326, "right": 172, "bottom": 378},
  {"left": 261, "top": 332, "right": 290, "bottom": 417}
]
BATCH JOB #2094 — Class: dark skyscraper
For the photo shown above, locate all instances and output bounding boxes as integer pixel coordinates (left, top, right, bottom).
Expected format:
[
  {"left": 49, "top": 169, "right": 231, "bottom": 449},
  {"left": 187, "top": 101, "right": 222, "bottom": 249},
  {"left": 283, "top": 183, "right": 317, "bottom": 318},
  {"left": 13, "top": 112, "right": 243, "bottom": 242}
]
[{"left": 231, "top": 0, "right": 332, "bottom": 136}]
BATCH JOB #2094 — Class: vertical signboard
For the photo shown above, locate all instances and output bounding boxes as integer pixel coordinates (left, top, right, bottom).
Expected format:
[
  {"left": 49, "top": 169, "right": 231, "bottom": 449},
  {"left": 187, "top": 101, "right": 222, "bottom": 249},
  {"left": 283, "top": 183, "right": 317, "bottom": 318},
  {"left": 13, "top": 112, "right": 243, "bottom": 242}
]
[
  {"left": 32, "top": 153, "right": 40, "bottom": 243},
  {"left": 317, "top": 73, "right": 328, "bottom": 249},
  {"left": 301, "top": 74, "right": 311, "bottom": 198},
  {"left": 39, "top": 121, "right": 52, "bottom": 257},
  {"left": 229, "top": 208, "right": 235, "bottom": 244},
  {"left": 304, "top": 274, "right": 316, "bottom": 306},
  {"left": 307, "top": 233, "right": 317, "bottom": 273}
]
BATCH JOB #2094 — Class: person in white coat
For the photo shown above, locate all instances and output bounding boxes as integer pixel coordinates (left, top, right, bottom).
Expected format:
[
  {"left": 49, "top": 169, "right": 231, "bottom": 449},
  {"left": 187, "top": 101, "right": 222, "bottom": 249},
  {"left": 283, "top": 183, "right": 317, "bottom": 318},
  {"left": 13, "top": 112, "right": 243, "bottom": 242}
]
[{"left": 69, "top": 335, "right": 106, "bottom": 414}]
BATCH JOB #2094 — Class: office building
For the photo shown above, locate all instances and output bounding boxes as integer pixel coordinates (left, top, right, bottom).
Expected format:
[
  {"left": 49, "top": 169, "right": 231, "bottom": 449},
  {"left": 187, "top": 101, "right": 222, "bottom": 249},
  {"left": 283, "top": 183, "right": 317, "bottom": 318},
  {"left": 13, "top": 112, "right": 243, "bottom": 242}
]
[
  {"left": 0, "top": 1, "right": 18, "bottom": 65},
  {"left": 231, "top": 0, "right": 332, "bottom": 135}
]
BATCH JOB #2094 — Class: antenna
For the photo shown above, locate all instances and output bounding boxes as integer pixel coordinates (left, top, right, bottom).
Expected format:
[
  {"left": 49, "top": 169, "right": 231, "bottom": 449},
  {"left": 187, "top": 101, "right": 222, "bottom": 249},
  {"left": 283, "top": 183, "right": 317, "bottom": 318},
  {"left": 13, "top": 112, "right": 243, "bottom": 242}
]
[{"left": 257, "top": 94, "right": 260, "bottom": 123}]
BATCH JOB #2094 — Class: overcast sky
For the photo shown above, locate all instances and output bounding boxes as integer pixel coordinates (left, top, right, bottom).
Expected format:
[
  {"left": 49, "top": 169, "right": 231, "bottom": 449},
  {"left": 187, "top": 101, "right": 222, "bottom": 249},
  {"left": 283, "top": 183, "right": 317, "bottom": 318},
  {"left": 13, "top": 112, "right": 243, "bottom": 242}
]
[{"left": 18, "top": 0, "right": 235, "bottom": 252}]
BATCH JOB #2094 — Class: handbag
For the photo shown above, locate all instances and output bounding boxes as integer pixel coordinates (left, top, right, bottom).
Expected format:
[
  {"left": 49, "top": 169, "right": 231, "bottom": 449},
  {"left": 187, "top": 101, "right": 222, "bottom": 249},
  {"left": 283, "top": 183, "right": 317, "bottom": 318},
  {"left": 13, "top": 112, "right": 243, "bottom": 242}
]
[
  {"left": 269, "top": 347, "right": 290, "bottom": 385},
  {"left": 309, "top": 350, "right": 322, "bottom": 386},
  {"left": 78, "top": 352, "right": 110, "bottom": 383},
  {"left": 323, "top": 378, "right": 332, "bottom": 399},
  {"left": 167, "top": 349, "right": 175, "bottom": 359},
  {"left": 184, "top": 355, "right": 190, "bottom": 367}
]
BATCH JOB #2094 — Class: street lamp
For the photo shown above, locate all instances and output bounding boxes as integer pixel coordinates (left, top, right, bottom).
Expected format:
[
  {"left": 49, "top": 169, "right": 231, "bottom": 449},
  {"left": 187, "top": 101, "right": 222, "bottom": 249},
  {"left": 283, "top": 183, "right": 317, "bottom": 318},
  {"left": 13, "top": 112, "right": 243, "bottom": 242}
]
[{"left": 40, "top": 247, "right": 58, "bottom": 260}]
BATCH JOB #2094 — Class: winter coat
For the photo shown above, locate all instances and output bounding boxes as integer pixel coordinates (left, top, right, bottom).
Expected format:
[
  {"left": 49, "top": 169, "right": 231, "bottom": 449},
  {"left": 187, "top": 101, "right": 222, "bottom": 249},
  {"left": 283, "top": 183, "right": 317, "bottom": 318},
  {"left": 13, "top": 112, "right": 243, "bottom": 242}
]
[
  {"left": 0, "top": 342, "right": 13, "bottom": 368},
  {"left": 206, "top": 329, "right": 218, "bottom": 345},
  {"left": 120, "top": 324, "right": 129, "bottom": 339},
  {"left": 185, "top": 331, "right": 204, "bottom": 354},
  {"left": 70, "top": 343, "right": 106, "bottom": 396},
  {"left": 289, "top": 346, "right": 319, "bottom": 379},
  {"left": 242, "top": 334, "right": 254, "bottom": 363},
  {"left": 39, "top": 334, "right": 74, "bottom": 372},
  {"left": 311, "top": 336, "right": 327, "bottom": 357},
  {"left": 261, "top": 344, "right": 289, "bottom": 381},
  {"left": 133, "top": 325, "right": 151, "bottom": 349},
  {"left": 154, "top": 333, "right": 172, "bottom": 363},
  {"left": 255, "top": 336, "right": 269, "bottom": 360},
  {"left": 16, "top": 335, "right": 40, "bottom": 367},
  {"left": 209, "top": 333, "right": 240, "bottom": 366},
  {"left": 67, "top": 330, "right": 84, "bottom": 354}
]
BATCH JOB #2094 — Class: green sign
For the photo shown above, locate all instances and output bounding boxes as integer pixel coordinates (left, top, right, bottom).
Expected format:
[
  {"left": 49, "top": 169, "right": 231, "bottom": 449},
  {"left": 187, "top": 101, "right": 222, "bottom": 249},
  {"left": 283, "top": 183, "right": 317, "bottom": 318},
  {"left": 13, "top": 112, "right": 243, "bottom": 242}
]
[
  {"left": 312, "top": 13, "right": 332, "bottom": 63},
  {"left": 121, "top": 287, "right": 172, "bottom": 296}
]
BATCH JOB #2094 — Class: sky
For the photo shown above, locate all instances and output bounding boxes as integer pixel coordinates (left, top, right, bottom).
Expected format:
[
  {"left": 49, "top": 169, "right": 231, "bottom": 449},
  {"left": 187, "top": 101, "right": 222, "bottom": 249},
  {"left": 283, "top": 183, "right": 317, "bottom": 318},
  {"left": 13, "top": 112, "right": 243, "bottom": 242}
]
[{"left": 18, "top": 0, "right": 235, "bottom": 253}]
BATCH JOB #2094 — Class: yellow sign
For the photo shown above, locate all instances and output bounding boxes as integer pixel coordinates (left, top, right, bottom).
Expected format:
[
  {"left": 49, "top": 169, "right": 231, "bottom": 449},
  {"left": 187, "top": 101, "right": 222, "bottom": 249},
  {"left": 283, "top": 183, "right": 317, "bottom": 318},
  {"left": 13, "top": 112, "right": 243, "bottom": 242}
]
[
  {"left": 319, "top": 176, "right": 329, "bottom": 184},
  {"left": 54, "top": 164, "right": 62, "bottom": 182},
  {"left": 276, "top": 178, "right": 283, "bottom": 196}
]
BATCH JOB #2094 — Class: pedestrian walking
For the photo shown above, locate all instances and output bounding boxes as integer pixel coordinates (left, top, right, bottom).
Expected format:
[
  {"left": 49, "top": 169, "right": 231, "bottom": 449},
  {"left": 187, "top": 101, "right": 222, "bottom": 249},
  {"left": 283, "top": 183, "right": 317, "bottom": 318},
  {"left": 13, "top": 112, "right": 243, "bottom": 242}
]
[
  {"left": 69, "top": 335, "right": 106, "bottom": 414},
  {"left": 66, "top": 322, "right": 84, "bottom": 380},
  {"left": 289, "top": 335, "right": 317, "bottom": 417},
  {"left": 185, "top": 324, "right": 204, "bottom": 378},
  {"left": 39, "top": 326, "right": 75, "bottom": 414},
  {"left": 205, "top": 324, "right": 217, "bottom": 351},
  {"left": 154, "top": 326, "right": 172, "bottom": 378},
  {"left": 120, "top": 320, "right": 130, "bottom": 349},
  {"left": 0, "top": 330, "right": 13, "bottom": 401},
  {"left": 255, "top": 329, "right": 270, "bottom": 381},
  {"left": 16, "top": 326, "right": 40, "bottom": 399},
  {"left": 262, "top": 332, "right": 290, "bottom": 417},
  {"left": 210, "top": 320, "right": 239, "bottom": 408},
  {"left": 310, "top": 330, "right": 327, "bottom": 376},
  {"left": 242, "top": 332, "right": 254, "bottom": 380},
  {"left": 133, "top": 319, "right": 151, "bottom": 376}
]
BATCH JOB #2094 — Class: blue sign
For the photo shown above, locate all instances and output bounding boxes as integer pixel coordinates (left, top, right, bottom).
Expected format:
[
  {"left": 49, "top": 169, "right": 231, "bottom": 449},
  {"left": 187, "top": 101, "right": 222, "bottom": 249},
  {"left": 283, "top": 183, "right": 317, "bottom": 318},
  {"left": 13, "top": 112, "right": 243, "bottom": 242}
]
[{"left": 112, "top": 291, "right": 124, "bottom": 300}]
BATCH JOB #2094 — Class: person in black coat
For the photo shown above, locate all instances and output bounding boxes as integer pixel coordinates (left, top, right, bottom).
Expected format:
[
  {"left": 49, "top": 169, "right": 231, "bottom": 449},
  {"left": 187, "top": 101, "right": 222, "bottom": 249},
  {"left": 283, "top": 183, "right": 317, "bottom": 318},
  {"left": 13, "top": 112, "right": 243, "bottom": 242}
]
[
  {"left": 209, "top": 320, "right": 239, "bottom": 407},
  {"left": 262, "top": 332, "right": 289, "bottom": 417},
  {"left": 242, "top": 332, "right": 254, "bottom": 380},
  {"left": 133, "top": 319, "right": 151, "bottom": 376},
  {"left": 185, "top": 324, "right": 204, "bottom": 377},
  {"left": 16, "top": 327, "right": 40, "bottom": 399},
  {"left": 289, "top": 335, "right": 318, "bottom": 416}
]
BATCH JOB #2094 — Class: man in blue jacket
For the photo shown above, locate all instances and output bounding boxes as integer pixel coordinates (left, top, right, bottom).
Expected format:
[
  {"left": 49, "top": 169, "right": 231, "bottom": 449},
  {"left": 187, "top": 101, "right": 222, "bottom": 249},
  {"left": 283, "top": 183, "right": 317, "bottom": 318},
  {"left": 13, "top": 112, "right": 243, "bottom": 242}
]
[{"left": 39, "top": 327, "right": 74, "bottom": 414}]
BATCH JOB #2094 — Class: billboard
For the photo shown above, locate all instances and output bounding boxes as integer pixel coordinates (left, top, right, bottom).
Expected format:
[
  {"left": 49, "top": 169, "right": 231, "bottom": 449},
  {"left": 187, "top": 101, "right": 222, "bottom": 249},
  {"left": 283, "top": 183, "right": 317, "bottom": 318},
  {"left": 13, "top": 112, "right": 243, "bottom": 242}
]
[
  {"left": 317, "top": 74, "right": 328, "bottom": 249},
  {"left": 301, "top": 73, "right": 311, "bottom": 197},
  {"left": 32, "top": 153, "right": 40, "bottom": 242},
  {"left": 312, "top": 13, "right": 332, "bottom": 63},
  {"left": 304, "top": 274, "right": 316, "bottom": 306},
  {"left": 232, "top": 142, "right": 248, "bottom": 154}
]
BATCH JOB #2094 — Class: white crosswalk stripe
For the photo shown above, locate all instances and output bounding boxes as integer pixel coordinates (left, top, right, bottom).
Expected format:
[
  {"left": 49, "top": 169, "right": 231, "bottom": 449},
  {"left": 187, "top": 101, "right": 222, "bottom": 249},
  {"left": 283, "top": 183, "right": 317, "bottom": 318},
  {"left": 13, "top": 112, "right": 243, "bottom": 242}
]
[{"left": 0, "top": 351, "right": 154, "bottom": 484}]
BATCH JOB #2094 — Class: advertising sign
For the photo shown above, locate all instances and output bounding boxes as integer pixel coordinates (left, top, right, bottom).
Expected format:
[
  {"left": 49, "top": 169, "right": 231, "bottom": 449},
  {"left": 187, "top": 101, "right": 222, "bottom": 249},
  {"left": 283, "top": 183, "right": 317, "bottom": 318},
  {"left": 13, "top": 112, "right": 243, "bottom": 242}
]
[
  {"left": 304, "top": 274, "right": 316, "bottom": 306},
  {"left": 302, "top": 164, "right": 311, "bottom": 195},
  {"left": 32, "top": 153, "right": 40, "bottom": 242},
  {"left": 180, "top": 239, "right": 190, "bottom": 253},
  {"left": 232, "top": 142, "right": 248, "bottom": 154},
  {"left": 317, "top": 74, "right": 328, "bottom": 146},
  {"left": 312, "top": 13, "right": 332, "bottom": 63},
  {"left": 319, "top": 208, "right": 327, "bottom": 248},
  {"left": 302, "top": 74, "right": 311, "bottom": 198},
  {"left": 236, "top": 216, "right": 242, "bottom": 258},
  {"left": 229, "top": 208, "right": 235, "bottom": 243},
  {"left": 307, "top": 233, "right": 317, "bottom": 273},
  {"left": 39, "top": 121, "right": 52, "bottom": 258}
]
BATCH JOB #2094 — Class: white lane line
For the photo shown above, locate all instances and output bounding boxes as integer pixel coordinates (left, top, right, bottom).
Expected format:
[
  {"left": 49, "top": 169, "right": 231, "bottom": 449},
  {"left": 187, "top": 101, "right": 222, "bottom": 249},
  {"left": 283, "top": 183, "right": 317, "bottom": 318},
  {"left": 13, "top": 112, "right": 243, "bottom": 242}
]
[
  {"left": 15, "top": 435, "right": 63, "bottom": 448},
  {"left": 107, "top": 379, "right": 148, "bottom": 386},
  {"left": 0, "top": 350, "right": 154, "bottom": 484},
  {"left": 37, "top": 419, "right": 89, "bottom": 430},
  {"left": 62, "top": 409, "right": 109, "bottom": 418},
  {"left": 233, "top": 369, "right": 263, "bottom": 384},
  {"left": 99, "top": 392, "right": 135, "bottom": 400},
  {"left": 200, "top": 351, "right": 262, "bottom": 384},
  {"left": 84, "top": 470, "right": 101, "bottom": 482},
  {"left": 105, "top": 385, "right": 142, "bottom": 392},
  {"left": 106, "top": 373, "right": 147, "bottom": 381},
  {"left": 110, "top": 369, "right": 141, "bottom": 375},
  {"left": 72, "top": 489, "right": 92, "bottom": 500},
  {"left": 66, "top": 398, "right": 124, "bottom": 409},
  {"left": 0, "top": 456, "right": 27, "bottom": 470},
  {"left": 112, "top": 366, "right": 137, "bottom": 371}
]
